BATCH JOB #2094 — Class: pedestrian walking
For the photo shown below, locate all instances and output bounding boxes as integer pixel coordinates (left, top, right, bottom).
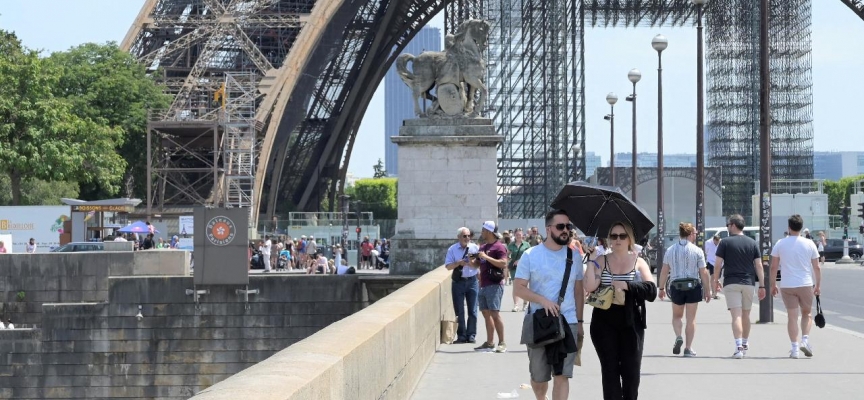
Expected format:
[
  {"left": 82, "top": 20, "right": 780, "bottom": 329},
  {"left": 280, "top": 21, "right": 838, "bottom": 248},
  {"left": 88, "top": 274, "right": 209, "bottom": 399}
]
[
  {"left": 445, "top": 227, "right": 479, "bottom": 344},
  {"left": 474, "top": 221, "right": 508, "bottom": 353},
  {"left": 658, "top": 223, "right": 712, "bottom": 357},
  {"left": 507, "top": 228, "right": 530, "bottom": 311},
  {"left": 770, "top": 214, "right": 821, "bottom": 358},
  {"left": 513, "top": 209, "right": 584, "bottom": 400},
  {"left": 704, "top": 233, "right": 721, "bottom": 298},
  {"left": 713, "top": 214, "right": 766, "bottom": 359},
  {"left": 583, "top": 221, "right": 657, "bottom": 400}
]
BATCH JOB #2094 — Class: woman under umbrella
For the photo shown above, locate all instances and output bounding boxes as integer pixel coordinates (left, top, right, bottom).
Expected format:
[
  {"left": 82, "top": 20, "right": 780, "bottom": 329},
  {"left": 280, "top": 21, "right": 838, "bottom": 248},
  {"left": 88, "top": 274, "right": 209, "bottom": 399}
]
[{"left": 582, "top": 221, "right": 657, "bottom": 400}]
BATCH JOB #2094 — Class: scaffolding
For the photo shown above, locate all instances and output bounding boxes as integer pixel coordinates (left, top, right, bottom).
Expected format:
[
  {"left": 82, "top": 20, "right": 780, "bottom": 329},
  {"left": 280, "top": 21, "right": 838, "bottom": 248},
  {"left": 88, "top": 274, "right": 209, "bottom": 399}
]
[
  {"left": 222, "top": 72, "right": 260, "bottom": 225},
  {"left": 445, "top": 0, "right": 817, "bottom": 218}
]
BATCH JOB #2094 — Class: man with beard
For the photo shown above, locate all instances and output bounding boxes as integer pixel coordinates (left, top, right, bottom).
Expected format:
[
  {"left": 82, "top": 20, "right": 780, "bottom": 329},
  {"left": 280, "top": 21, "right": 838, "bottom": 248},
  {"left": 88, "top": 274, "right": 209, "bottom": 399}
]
[{"left": 514, "top": 209, "right": 585, "bottom": 400}]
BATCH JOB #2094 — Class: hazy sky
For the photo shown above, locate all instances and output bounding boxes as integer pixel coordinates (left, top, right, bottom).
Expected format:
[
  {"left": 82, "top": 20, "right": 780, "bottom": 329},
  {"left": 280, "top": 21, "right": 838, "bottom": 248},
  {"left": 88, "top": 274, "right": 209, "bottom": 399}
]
[{"left": 2, "top": 1, "right": 862, "bottom": 178}]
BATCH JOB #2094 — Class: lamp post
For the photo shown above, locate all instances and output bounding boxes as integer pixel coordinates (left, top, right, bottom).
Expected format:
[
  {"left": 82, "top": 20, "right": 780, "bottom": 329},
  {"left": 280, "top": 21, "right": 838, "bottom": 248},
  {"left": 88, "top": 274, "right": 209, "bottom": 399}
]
[
  {"left": 626, "top": 69, "right": 641, "bottom": 202},
  {"left": 652, "top": 34, "right": 668, "bottom": 271},
  {"left": 605, "top": 92, "right": 618, "bottom": 186},
  {"left": 758, "top": 0, "right": 773, "bottom": 323},
  {"left": 693, "top": 0, "right": 707, "bottom": 248}
]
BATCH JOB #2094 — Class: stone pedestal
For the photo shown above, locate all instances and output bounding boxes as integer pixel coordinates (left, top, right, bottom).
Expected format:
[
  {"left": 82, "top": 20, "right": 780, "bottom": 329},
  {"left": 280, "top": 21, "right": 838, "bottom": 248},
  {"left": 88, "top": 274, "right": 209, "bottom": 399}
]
[{"left": 389, "top": 118, "right": 502, "bottom": 275}]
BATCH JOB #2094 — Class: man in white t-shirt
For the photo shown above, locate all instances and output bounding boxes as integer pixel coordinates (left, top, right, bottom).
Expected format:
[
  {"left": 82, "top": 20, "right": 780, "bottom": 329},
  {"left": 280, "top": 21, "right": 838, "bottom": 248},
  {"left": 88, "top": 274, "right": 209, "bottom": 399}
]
[
  {"left": 704, "top": 234, "right": 720, "bottom": 298},
  {"left": 514, "top": 209, "right": 584, "bottom": 399},
  {"left": 770, "top": 214, "right": 821, "bottom": 359},
  {"left": 261, "top": 235, "right": 273, "bottom": 273}
]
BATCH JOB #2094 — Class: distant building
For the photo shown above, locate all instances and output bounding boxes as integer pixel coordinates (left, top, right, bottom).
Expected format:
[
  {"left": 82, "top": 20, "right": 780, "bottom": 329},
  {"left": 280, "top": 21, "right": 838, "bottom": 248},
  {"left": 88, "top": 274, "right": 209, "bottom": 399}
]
[
  {"left": 585, "top": 151, "right": 602, "bottom": 178},
  {"left": 384, "top": 27, "right": 442, "bottom": 177},
  {"left": 813, "top": 151, "right": 864, "bottom": 180},
  {"left": 611, "top": 153, "right": 697, "bottom": 168}
]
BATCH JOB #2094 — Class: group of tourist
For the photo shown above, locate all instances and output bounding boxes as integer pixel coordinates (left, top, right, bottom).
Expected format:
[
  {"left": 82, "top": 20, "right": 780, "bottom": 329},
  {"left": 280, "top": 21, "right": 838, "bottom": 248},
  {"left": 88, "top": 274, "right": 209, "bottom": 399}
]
[
  {"left": 250, "top": 234, "right": 389, "bottom": 275},
  {"left": 446, "top": 210, "right": 824, "bottom": 400}
]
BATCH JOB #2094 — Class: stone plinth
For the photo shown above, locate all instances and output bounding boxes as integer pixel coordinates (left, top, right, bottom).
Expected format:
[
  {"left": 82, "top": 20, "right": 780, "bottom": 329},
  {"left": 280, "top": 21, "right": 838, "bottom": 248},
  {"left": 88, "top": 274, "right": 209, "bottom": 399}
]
[{"left": 389, "top": 118, "right": 502, "bottom": 275}]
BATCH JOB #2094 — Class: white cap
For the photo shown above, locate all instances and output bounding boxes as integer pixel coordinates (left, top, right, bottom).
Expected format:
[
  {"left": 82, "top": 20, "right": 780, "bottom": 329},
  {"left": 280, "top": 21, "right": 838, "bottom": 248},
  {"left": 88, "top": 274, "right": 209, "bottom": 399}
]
[
  {"left": 482, "top": 221, "right": 497, "bottom": 233},
  {"left": 301, "top": 235, "right": 307, "bottom": 238},
  {"left": 310, "top": 236, "right": 314, "bottom": 239}
]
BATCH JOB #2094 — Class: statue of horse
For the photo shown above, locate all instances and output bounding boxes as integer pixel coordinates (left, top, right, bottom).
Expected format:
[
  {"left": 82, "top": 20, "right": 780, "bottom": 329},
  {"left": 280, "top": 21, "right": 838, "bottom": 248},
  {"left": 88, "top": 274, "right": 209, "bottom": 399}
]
[{"left": 396, "top": 19, "right": 490, "bottom": 117}]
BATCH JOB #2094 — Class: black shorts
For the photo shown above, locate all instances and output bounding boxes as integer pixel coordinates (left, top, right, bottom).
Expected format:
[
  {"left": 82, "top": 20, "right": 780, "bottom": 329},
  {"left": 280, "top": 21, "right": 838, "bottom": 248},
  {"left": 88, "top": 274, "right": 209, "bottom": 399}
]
[
  {"left": 706, "top": 262, "right": 715, "bottom": 276},
  {"left": 669, "top": 282, "right": 703, "bottom": 305},
  {"left": 361, "top": 255, "right": 370, "bottom": 262}
]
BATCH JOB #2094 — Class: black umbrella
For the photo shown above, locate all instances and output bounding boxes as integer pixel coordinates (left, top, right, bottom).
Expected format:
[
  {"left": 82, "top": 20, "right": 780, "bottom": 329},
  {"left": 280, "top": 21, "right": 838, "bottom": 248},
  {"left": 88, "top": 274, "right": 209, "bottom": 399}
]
[{"left": 550, "top": 181, "right": 655, "bottom": 241}]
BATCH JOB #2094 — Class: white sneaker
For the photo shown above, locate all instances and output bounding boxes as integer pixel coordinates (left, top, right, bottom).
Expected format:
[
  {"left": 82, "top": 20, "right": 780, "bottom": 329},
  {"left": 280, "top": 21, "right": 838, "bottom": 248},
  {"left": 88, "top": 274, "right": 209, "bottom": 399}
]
[
  {"left": 800, "top": 342, "right": 813, "bottom": 357},
  {"left": 742, "top": 343, "right": 749, "bottom": 356},
  {"left": 733, "top": 347, "right": 745, "bottom": 359},
  {"left": 789, "top": 349, "right": 800, "bottom": 359}
]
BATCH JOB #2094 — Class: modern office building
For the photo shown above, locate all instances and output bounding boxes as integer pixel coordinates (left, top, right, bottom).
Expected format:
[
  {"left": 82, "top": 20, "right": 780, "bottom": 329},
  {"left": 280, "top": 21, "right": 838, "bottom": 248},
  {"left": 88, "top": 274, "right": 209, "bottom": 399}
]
[
  {"left": 611, "top": 153, "right": 697, "bottom": 168},
  {"left": 383, "top": 27, "right": 441, "bottom": 177},
  {"left": 585, "top": 151, "right": 602, "bottom": 178},
  {"left": 813, "top": 151, "right": 864, "bottom": 180}
]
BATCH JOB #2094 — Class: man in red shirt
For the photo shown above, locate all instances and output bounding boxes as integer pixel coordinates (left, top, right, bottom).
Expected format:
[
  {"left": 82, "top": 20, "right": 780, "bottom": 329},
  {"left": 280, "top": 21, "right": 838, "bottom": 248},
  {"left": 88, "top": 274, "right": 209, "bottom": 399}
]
[
  {"left": 474, "top": 221, "right": 509, "bottom": 353},
  {"left": 360, "top": 237, "right": 374, "bottom": 269}
]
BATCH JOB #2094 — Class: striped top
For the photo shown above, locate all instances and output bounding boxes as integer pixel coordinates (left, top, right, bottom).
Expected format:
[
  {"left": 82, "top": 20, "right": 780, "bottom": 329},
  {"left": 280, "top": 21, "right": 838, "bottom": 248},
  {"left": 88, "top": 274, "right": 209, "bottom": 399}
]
[
  {"left": 599, "top": 265, "right": 637, "bottom": 286},
  {"left": 664, "top": 239, "right": 706, "bottom": 281}
]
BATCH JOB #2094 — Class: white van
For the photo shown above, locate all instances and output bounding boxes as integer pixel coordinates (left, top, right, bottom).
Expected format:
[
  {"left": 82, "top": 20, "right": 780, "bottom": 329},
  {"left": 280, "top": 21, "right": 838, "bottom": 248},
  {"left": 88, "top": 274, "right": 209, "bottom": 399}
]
[{"left": 703, "top": 226, "right": 760, "bottom": 243}]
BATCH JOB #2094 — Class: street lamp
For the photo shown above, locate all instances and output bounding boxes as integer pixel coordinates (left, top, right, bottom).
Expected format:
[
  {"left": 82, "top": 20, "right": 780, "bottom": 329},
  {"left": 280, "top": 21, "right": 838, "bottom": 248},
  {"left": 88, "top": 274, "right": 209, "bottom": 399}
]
[
  {"left": 605, "top": 92, "right": 618, "bottom": 186},
  {"left": 626, "top": 69, "right": 641, "bottom": 202},
  {"left": 693, "top": 0, "right": 707, "bottom": 248},
  {"left": 652, "top": 34, "right": 668, "bottom": 272}
]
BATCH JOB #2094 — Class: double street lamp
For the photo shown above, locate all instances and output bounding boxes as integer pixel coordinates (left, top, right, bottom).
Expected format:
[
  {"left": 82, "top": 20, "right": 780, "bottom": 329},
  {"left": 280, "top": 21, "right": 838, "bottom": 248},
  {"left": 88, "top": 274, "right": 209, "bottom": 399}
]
[
  {"left": 626, "top": 69, "right": 641, "bottom": 202},
  {"left": 605, "top": 92, "right": 619, "bottom": 186},
  {"left": 693, "top": 0, "right": 707, "bottom": 247},
  {"left": 652, "top": 33, "right": 668, "bottom": 271}
]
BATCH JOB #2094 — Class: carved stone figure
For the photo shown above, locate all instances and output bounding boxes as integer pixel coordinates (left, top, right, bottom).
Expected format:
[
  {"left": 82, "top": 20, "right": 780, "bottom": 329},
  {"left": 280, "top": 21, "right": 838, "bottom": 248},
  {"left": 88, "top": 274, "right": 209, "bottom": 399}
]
[{"left": 395, "top": 20, "right": 490, "bottom": 118}]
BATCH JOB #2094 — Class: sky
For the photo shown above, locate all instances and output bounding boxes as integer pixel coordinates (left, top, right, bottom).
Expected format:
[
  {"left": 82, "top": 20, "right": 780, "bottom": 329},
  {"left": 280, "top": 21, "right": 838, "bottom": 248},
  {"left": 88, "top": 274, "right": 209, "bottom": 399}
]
[{"left": 1, "top": 1, "right": 863, "bottom": 178}]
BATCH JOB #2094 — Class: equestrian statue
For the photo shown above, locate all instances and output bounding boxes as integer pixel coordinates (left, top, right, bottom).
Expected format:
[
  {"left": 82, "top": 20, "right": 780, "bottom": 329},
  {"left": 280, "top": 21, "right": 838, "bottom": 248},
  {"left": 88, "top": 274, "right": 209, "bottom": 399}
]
[{"left": 396, "top": 19, "right": 490, "bottom": 118}]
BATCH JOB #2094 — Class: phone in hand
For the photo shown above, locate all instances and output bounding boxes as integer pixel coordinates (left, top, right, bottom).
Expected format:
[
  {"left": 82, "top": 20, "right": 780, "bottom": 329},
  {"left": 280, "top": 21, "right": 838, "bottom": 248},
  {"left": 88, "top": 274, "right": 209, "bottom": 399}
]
[{"left": 583, "top": 236, "right": 597, "bottom": 247}]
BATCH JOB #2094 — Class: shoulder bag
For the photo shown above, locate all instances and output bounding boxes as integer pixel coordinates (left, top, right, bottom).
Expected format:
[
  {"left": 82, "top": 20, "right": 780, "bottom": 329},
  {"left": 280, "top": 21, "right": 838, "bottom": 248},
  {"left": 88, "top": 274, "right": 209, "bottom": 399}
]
[
  {"left": 586, "top": 256, "right": 615, "bottom": 310},
  {"left": 520, "top": 248, "right": 573, "bottom": 348},
  {"left": 451, "top": 247, "right": 470, "bottom": 281}
]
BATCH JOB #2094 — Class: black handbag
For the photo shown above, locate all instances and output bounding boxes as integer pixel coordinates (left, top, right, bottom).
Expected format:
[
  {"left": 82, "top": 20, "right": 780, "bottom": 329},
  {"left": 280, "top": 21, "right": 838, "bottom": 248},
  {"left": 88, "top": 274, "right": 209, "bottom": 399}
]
[
  {"left": 451, "top": 247, "right": 470, "bottom": 281},
  {"left": 814, "top": 295, "right": 825, "bottom": 329},
  {"left": 520, "top": 247, "right": 573, "bottom": 348}
]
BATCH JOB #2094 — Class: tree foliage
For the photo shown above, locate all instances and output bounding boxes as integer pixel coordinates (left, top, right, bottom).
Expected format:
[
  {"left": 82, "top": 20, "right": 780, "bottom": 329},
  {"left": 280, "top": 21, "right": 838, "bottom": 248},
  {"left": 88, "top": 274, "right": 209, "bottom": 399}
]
[
  {"left": 346, "top": 178, "right": 398, "bottom": 220},
  {"left": 824, "top": 174, "right": 864, "bottom": 215},
  {"left": 0, "top": 175, "right": 79, "bottom": 206},
  {"left": 0, "top": 31, "right": 125, "bottom": 205},
  {"left": 48, "top": 42, "right": 171, "bottom": 199}
]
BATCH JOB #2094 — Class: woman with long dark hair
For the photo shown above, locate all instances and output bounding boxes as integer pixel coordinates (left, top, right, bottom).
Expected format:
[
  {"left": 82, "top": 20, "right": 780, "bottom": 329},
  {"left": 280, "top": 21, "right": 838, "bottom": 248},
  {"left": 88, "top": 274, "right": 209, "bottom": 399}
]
[{"left": 583, "top": 221, "right": 657, "bottom": 399}]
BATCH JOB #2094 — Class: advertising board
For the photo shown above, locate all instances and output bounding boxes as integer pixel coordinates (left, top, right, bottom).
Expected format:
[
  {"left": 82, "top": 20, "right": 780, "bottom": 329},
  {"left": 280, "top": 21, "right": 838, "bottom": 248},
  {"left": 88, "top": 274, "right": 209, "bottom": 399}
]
[{"left": 0, "top": 206, "right": 69, "bottom": 253}]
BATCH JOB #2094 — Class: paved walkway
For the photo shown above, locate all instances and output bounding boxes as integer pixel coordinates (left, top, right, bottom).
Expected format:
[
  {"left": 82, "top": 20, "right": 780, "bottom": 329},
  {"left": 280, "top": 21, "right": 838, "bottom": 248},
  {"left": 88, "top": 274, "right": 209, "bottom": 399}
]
[{"left": 412, "top": 283, "right": 864, "bottom": 399}]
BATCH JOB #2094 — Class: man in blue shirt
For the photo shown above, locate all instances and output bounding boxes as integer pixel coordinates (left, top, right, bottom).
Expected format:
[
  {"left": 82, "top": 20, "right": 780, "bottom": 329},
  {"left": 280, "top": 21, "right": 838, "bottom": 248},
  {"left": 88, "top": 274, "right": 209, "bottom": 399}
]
[
  {"left": 515, "top": 209, "right": 585, "bottom": 400},
  {"left": 445, "top": 227, "right": 479, "bottom": 344}
]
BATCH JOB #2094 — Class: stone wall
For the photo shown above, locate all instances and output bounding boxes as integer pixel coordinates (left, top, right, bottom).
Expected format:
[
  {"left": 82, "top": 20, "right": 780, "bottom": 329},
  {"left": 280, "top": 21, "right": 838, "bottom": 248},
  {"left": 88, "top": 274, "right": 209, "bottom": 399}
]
[
  {"left": 191, "top": 266, "right": 454, "bottom": 400},
  {"left": 0, "top": 273, "right": 403, "bottom": 399},
  {"left": 0, "top": 251, "right": 189, "bottom": 326}
]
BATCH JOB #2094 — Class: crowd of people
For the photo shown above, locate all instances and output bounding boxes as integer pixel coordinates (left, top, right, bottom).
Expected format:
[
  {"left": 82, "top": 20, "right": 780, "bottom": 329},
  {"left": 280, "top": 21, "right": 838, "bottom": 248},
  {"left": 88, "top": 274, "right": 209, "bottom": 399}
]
[
  {"left": 249, "top": 234, "right": 389, "bottom": 275},
  {"left": 446, "top": 211, "right": 825, "bottom": 400}
]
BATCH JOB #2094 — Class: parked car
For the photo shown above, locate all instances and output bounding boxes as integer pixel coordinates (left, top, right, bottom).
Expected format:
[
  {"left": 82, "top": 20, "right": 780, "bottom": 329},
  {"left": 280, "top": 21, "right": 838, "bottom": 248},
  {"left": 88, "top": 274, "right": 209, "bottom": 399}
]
[
  {"left": 821, "top": 239, "right": 862, "bottom": 261},
  {"left": 50, "top": 242, "right": 105, "bottom": 253}
]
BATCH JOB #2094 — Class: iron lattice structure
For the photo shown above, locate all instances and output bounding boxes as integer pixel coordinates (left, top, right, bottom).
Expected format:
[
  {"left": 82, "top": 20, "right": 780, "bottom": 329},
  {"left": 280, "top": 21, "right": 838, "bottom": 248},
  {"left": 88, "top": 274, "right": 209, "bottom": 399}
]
[
  {"left": 450, "top": 0, "right": 818, "bottom": 218},
  {"left": 124, "top": 0, "right": 858, "bottom": 225}
]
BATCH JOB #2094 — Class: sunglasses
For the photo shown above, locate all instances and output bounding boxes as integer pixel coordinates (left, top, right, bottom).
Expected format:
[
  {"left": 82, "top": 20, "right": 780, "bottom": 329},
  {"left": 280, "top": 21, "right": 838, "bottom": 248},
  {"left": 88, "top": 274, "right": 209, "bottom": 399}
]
[
  {"left": 609, "top": 233, "right": 628, "bottom": 241},
  {"left": 549, "top": 223, "right": 574, "bottom": 231},
  {"left": 461, "top": 234, "right": 471, "bottom": 238}
]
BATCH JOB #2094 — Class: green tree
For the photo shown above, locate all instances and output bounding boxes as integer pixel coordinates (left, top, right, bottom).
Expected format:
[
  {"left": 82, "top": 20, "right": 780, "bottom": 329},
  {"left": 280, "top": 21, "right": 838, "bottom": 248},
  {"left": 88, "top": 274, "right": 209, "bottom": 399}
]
[
  {"left": 373, "top": 158, "right": 387, "bottom": 178},
  {"left": 0, "top": 31, "right": 125, "bottom": 204},
  {"left": 824, "top": 174, "right": 864, "bottom": 215},
  {"left": 347, "top": 178, "right": 398, "bottom": 219},
  {"left": 0, "top": 175, "right": 79, "bottom": 205},
  {"left": 48, "top": 42, "right": 171, "bottom": 199}
]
